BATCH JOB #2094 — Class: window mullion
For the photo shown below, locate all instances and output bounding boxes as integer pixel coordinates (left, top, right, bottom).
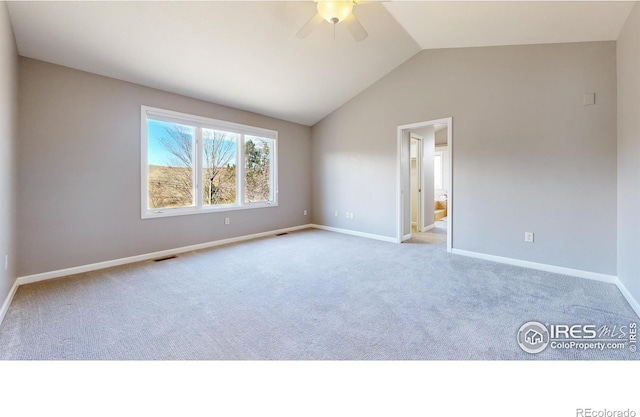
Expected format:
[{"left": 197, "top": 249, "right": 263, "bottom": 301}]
[{"left": 194, "top": 127, "right": 203, "bottom": 208}]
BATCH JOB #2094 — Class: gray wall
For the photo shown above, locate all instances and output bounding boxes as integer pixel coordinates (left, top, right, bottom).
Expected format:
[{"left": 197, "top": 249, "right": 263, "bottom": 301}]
[
  {"left": 0, "top": 3, "right": 18, "bottom": 303},
  {"left": 311, "top": 41, "right": 617, "bottom": 275},
  {"left": 17, "top": 58, "right": 312, "bottom": 277},
  {"left": 617, "top": 3, "right": 640, "bottom": 307}
]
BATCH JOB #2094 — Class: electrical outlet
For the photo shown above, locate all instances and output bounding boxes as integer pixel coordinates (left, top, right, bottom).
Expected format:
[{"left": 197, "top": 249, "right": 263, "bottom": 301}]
[
  {"left": 224, "top": 217, "right": 230, "bottom": 225},
  {"left": 524, "top": 232, "right": 534, "bottom": 243},
  {"left": 303, "top": 210, "right": 307, "bottom": 216},
  {"left": 583, "top": 93, "right": 595, "bottom": 106},
  {"left": 334, "top": 210, "right": 338, "bottom": 217},
  {"left": 349, "top": 212, "right": 354, "bottom": 219},
  {"left": 346, "top": 212, "right": 350, "bottom": 218}
]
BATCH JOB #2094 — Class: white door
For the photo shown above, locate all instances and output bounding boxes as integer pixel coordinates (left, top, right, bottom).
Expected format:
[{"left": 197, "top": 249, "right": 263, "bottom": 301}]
[{"left": 410, "top": 134, "right": 423, "bottom": 233}]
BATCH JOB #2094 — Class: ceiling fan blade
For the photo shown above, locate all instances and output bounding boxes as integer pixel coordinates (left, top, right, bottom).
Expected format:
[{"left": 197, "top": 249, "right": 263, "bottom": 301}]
[
  {"left": 343, "top": 13, "right": 368, "bottom": 42},
  {"left": 296, "top": 13, "right": 324, "bottom": 39}
]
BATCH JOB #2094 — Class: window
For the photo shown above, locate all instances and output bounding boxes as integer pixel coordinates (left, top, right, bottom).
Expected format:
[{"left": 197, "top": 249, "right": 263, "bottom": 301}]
[
  {"left": 434, "top": 152, "right": 443, "bottom": 190},
  {"left": 141, "top": 106, "right": 277, "bottom": 218}
]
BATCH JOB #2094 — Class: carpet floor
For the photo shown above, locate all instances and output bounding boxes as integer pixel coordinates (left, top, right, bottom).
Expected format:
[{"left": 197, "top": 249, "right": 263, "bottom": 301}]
[{"left": 0, "top": 228, "right": 637, "bottom": 360}]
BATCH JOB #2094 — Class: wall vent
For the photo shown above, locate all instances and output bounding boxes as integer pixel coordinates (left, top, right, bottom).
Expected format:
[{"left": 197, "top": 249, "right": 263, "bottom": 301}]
[{"left": 153, "top": 255, "right": 177, "bottom": 262}]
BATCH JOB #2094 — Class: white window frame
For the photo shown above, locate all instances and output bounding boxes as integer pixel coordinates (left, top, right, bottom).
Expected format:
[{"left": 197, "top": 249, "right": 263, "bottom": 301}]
[{"left": 141, "top": 105, "right": 278, "bottom": 219}]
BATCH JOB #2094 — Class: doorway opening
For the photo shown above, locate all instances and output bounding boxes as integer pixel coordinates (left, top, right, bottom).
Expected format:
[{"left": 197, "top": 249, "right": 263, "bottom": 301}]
[
  {"left": 410, "top": 133, "right": 423, "bottom": 233},
  {"left": 396, "top": 117, "right": 453, "bottom": 252}
]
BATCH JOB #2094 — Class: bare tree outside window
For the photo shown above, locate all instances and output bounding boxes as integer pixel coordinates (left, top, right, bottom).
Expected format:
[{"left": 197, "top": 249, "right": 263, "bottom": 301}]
[
  {"left": 148, "top": 125, "right": 194, "bottom": 209},
  {"left": 202, "top": 129, "right": 237, "bottom": 206},
  {"left": 148, "top": 125, "right": 239, "bottom": 209}
]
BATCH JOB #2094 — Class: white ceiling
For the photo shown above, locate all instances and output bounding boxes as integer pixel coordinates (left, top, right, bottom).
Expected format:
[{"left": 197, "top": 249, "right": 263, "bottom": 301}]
[
  {"left": 385, "top": 1, "right": 635, "bottom": 50},
  {"left": 6, "top": 1, "right": 636, "bottom": 126}
]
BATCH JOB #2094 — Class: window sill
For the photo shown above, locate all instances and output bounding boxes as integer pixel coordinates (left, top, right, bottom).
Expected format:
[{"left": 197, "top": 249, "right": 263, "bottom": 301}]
[{"left": 141, "top": 202, "right": 278, "bottom": 219}]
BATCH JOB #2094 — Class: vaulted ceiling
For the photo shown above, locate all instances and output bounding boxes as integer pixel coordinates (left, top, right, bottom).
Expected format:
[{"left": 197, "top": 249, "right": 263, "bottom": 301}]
[{"left": 6, "top": 1, "right": 636, "bottom": 126}]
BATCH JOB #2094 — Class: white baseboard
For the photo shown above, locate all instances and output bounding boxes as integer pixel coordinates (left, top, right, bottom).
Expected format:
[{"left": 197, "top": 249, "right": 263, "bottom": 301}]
[
  {"left": 614, "top": 278, "right": 640, "bottom": 319},
  {"left": 422, "top": 224, "right": 435, "bottom": 232},
  {"left": 452, "top": 248, "right": 640, "bottom": 319},
  {"left": 0, "top": 278, "right": 19, "bottom": 327},
  {"left": 17, "top": 224, "right": 312, "bottom": 286},
  {"left": 310, "top": 224, "right": 396, "bottom": 243},
  {"left": 451, "top": 248, "right": 618, "bottom": 284}
]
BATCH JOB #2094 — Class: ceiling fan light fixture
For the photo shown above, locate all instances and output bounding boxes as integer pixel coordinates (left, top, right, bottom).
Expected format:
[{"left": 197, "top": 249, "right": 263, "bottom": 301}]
[{"left": 317, "top": 1, "right": 353, "bottom": 25}]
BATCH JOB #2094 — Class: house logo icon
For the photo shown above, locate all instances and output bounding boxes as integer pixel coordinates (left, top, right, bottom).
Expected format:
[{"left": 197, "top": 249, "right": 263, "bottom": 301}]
[
  {"left": 525, "top": 329, "right": 543, "bottom": 345},
  {"left": 517, "top": 321, "right": 550, "bottom": 354}
]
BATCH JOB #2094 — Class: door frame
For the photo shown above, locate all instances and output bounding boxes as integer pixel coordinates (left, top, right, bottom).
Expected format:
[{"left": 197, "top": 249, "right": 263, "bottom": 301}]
[{"left": 396, "top": 117, "right": 453, "bottom": 252}]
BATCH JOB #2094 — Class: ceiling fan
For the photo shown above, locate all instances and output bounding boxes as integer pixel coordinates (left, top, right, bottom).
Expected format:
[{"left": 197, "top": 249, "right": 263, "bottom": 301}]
[{"left": 296, "top": 1, "right": 368, "bottom": 42}]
